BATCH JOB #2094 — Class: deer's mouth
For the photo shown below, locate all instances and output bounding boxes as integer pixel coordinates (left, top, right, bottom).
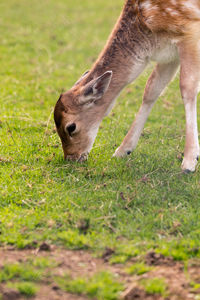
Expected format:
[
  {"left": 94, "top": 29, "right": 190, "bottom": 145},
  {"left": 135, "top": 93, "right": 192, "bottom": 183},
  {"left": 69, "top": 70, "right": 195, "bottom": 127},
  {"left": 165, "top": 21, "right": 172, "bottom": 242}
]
[
  {"left": 78, "top": 152, "right": 89, "bottom": 162},
  {"left": 65, "top": 152, "right": 88, "bottom": 162}
]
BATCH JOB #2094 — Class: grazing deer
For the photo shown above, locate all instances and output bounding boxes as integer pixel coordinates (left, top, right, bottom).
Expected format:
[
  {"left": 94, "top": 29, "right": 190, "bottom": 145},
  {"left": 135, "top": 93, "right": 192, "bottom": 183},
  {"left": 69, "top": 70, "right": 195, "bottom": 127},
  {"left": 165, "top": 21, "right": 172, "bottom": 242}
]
[{"left": 54, "top": 0, "right": 200, "bottom": 173}]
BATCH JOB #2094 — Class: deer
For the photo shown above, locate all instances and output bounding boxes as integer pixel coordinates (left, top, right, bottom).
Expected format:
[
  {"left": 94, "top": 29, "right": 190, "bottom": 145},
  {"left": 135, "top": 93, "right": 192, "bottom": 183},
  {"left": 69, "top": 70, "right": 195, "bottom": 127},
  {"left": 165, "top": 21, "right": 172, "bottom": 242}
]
[{"left": 54, "top": 0, "right": 200, "bottom": 173}]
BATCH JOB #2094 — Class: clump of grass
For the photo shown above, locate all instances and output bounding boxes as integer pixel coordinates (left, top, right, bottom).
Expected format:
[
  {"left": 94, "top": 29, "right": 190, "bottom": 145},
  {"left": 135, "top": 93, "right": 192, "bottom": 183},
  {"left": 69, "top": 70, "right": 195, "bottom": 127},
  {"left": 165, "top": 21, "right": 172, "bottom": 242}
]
[
  {"left": 126, "top": 262, "right": 152, "bottom": 275},
  {"left": 110, "top": 255, "right": 129, "bottom": 264},
  {"left": 0, "top": 264, "right": 22, "bottom": 282},
  {"left": 140, "top": 277, "right": 168, "bottom": 297},
  {"left": 156, "top": 241, "right": 200, "bottom": 261},
  {"left": 56, "top": 271, "right": 123, "bottom": 300},
  {"left": 110, "top": 244, "right": 140, "bottom": 264},
  {"left": 0, "top": 262, "right": 42, "bottom": 283},
  {"left": 1, "top": 258, "right": 59, "bottom": 298},
  {"left": 57, "top": 230, "right": 89, "bottom": 250},
  {"left": 190, "top": 281, "right": 200, "bottom": 291},
  {"left": 30, "top": 257, "right": 58, "bottom": 269},
  {"left": 20, "top": 267, "right": 42, "bottom": 282},
  {"left": 16, "top": 282, "right": 37, "bottom": 297}
]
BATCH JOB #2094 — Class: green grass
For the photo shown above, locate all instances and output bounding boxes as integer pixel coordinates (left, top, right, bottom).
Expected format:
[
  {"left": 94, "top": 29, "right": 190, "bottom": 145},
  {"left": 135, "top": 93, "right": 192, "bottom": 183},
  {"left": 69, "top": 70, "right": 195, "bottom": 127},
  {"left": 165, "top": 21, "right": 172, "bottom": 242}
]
[
  {"left": 140, "top": 277, "right": 168, "bottom": 297},
  {"left": 190, "top": 281, "right": 200, "bottom": 291},
  {"left": 109, "top": 244, "right": 140, "bottom": 264},
  {"left": 56, "top": 271, "right": 123, "bottom": 300},
  {"left": 0, "top": 260, "right": 123, "bottom": 299},
  {"left": 14, "top": 282, "right": 38, "bottom": 297},
  {"left": 126, "top": 262, "right": 152, "bottom": 276},
  {"left": 0, "top": 263, "right": 43, "bottom": 283},
  {"left": 0, "top": 262, "right": 41, "bottom": 298},
  {"left": 29, "top": 257, "right": 58, "bottom": 269},
  {"left": 0, "top": 0, "right": 200, "bottom": 297},
  {"left": 0, "top": 258, "right": 55, "bottom": 297}
]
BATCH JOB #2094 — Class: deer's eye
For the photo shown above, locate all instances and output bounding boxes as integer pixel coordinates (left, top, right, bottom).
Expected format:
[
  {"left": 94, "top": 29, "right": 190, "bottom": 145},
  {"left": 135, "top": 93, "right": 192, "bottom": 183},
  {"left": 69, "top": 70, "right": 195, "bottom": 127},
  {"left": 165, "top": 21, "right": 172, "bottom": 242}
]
[{"left": 66, "top": 123, "right": 76, "bottom": 136}]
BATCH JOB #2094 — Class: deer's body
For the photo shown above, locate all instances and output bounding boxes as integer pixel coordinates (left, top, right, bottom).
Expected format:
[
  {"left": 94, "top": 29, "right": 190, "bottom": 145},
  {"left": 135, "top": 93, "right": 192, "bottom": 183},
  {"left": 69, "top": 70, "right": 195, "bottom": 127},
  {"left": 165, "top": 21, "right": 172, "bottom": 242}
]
[{"left": 54, "top": 0, "right": 200, "bottom": 172}]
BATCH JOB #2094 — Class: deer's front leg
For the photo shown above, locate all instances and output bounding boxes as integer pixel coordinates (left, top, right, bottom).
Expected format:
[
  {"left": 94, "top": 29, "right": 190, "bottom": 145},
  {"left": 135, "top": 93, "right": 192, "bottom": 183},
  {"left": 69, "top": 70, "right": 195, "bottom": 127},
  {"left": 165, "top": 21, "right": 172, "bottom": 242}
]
[
  {"left": 179, "top": 43, "right": 200, "bottom": 173},
  {"left": 114, "top": 61, "right": 179, "bottom": 157}
]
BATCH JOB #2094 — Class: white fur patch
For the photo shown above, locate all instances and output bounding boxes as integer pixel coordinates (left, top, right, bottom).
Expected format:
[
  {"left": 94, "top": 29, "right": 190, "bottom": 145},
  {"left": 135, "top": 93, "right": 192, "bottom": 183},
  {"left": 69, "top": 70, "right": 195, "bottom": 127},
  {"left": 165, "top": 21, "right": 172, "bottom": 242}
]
[
  {"left": 141, "top": 1, "right": 152, "bottom": 10},
  {"left": 151, "top": 41, "right": 178, "bottom": 64},
  {"left": 87, "top": 125, "right": 100, "bottom": 152},
  {"left": 169, "top": 10, "right": 180, "bottom": 16},
  {"left": 182, "top": 1, "right": 200, "bottom": 18},
  {"left": 171, "top": 0, "right": 177, "bottom": 5}
]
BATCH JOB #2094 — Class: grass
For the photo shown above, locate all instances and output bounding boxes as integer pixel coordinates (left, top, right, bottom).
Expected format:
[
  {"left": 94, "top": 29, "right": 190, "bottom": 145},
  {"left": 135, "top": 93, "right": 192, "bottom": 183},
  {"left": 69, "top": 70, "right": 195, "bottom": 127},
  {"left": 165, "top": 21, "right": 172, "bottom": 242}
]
[
  {"left": 14, "top": 282, "right": 38, "bottom": 297},
  {"left": 0, "top": 260, "right": 123, "bottom": 299},
  {"left": 126, "top": 262, "right": 152, "bottom": 276},
  {"left": 0, "top": 260, "right": 43, "bottom": 298},
  {"left": 56, "top": 271, "right": 123, "bottom": 300},
  {"left": 190, "top": 281, "right": 200, "bottom": 291},
  {"left": 0, "top": 262, "right": 43, "bottom": 283},
  {"left": 140, "top": 277, "right": 168, "bottom": 297},
  {"left": 0, "top": 0, "right": 200, "bottom": 298}
]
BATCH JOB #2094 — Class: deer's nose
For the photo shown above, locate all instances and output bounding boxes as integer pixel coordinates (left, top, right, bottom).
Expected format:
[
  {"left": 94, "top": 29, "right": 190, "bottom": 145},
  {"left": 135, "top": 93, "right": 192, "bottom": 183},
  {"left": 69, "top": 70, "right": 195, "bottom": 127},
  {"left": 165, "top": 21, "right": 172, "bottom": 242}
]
[
  {"left": 65, "top": 153, "right": 88, "bottom": 162},
  {"left": 78, "top": 153, "right": 88, "bottom": 162},
  {"left": 65, "top": 154, "right": 79, "bottom": 162}
]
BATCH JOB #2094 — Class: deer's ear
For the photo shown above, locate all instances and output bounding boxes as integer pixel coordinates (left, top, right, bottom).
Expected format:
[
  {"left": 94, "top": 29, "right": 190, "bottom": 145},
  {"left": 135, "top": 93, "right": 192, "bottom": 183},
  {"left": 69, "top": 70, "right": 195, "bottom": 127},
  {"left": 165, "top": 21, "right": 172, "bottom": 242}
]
[
  {"left": 80, "top": 71, "right": 113, "bottom": 104},
  {"left": 73, "top": 70, "right": 90, "bottom": 86}
]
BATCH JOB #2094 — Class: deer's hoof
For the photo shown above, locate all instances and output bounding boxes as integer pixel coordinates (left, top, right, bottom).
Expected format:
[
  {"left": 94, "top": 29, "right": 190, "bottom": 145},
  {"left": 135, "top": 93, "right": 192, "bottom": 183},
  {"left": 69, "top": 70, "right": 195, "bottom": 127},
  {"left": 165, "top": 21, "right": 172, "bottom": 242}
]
[
  {"left": 181, "top": 157, "right": 198, "bottom": 173},
  {"left": 113, "top": 147, "right": 132, "bottom": 158}
]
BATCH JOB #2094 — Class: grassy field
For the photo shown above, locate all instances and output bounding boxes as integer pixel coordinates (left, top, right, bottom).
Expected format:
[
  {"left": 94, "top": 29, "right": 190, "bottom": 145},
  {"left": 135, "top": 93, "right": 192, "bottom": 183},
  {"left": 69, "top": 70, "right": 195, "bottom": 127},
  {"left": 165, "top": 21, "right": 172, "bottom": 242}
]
[{"left": 0, "top": 0, "right": 200, "bottom": 299}]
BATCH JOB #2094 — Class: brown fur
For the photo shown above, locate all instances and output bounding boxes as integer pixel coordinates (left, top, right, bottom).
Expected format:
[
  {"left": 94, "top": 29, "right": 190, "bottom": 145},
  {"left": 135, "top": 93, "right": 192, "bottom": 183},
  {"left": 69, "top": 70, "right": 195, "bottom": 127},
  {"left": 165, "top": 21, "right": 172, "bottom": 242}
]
[{"left": 139, "top": 0, "right": 200, "bottom": 34}]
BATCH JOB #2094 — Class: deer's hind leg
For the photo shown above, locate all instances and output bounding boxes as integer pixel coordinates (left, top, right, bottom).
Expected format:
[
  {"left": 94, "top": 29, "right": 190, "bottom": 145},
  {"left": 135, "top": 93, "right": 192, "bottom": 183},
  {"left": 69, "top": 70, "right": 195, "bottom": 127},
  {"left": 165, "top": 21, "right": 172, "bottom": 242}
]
[
  {"left": 114, "top": 60, "right": 179, "bottom": 158},
  {"left": 178, "top": 41, "right": 200, "bottom": 173}
]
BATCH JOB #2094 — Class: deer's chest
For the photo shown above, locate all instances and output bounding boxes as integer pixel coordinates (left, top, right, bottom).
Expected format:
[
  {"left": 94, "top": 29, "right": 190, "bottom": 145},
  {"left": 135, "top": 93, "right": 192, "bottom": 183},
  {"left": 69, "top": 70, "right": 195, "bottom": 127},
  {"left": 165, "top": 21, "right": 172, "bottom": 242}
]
[{"left": 151, "top": 41, "right": 179, "bottom": 64}]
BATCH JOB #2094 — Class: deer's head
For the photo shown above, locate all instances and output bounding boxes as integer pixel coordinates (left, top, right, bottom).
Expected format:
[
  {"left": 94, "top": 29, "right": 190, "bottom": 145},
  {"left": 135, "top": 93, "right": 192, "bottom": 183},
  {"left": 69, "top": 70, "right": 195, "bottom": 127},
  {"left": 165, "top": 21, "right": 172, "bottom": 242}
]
[{"left": 54, "top": 71, "right": 112, "bottom": 161}]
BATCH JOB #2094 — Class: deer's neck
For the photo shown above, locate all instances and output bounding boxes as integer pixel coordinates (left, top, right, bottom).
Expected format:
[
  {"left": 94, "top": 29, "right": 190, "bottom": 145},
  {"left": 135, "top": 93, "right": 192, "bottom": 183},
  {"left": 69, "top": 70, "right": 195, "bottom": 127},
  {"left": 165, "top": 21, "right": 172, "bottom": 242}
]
[{"left": 83, "top": 0, "right": 154, "bottom": 117}]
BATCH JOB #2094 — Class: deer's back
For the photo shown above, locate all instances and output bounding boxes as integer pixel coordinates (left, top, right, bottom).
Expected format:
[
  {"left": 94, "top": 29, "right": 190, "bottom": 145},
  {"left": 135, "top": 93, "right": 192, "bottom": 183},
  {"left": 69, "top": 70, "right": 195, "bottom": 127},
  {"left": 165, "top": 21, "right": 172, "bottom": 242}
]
[{"left": 137, "top": 0, "right": 200, "bottom": 37}]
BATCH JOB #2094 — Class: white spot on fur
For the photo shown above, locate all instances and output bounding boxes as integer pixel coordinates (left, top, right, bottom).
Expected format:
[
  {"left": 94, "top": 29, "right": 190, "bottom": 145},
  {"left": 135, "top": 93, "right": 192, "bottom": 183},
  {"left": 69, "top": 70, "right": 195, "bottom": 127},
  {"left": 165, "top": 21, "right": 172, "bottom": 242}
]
[
  {"left": 141, "top": 1, "right": 152, "bottom": 10},
  {"left": 171, "top": 0, "right": 177, "bottom": 6},
  {"left": 166, "top": 7, "right": 173, "bottom": 13},
  {"left": 169, "top": 10, "right": 180, "bottom": 16},
  {"left": 182, "top": 1, "right": 200, "bottom": 18},
  {"left": 183, "top": 2, "right": 197, "bottom": 10}
]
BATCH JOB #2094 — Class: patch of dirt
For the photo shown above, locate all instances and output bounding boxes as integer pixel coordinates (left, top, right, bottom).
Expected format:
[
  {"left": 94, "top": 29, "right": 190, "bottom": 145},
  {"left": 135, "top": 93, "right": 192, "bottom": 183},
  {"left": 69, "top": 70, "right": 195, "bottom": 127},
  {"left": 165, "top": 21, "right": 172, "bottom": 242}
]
[
  {"left": 145, "top": 251, "right": 174, "bottom": 266},
  {"left": 188, "top": 259, "right": 200, "bottom": 283},
  {"left": 27, "top": 285, "right": 88, "bottom": 300},
  {"left": 145, "top": 265, "right": 190, "bottom": 300},
  {"left": 38, "top": 242, "right": 51, "bottom": 252},
  {"left": 0, "top": 285, "right": 87, "bottom": 300},
  {"left": 0, "top": 288, "right": 21, "bottom": 300},
  {"left": 101, "top": 247, "right": 115, "bottom": 262},
  {"left": 0, "top": 247, "right": 199, "bottom": 300}
]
